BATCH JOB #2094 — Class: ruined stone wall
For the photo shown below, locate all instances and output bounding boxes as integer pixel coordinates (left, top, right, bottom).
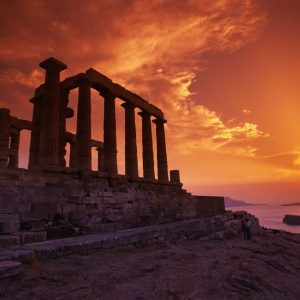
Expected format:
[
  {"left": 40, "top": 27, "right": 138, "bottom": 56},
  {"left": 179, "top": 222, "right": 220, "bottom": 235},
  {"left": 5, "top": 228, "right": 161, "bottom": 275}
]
[{"left": 0, "top": 168, "right": 224, "bottom": 235}]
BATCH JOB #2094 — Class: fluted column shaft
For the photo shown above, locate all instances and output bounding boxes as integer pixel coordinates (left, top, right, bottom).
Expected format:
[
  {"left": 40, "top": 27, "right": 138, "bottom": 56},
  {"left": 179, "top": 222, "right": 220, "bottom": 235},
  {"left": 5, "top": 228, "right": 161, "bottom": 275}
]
[
  {"left": 76, "top": 78, "right": 91, "bottom": 171},
  {"left": 8, "top": 128, "right": 20, "bottom": 168},
  {"left": 102, "top": 90, "right": 117, "bottom": 175},
  {"left": 153, "top": 118, "right": 168, "bottom": 182},
  {"left": 138, "top": 111, "right": 154, "bottom": 180},
  {"left": 29, "top": 97, "right": 42, "bottom": 168},
  {"left": 0, "top": 109, "right": 11, "bottom": 168},
  {"left": 39, "top": 58, "right": 66, "bottom": 166},
  {"left": 122, "top": 102, "right": 138, "bottom": 178}
]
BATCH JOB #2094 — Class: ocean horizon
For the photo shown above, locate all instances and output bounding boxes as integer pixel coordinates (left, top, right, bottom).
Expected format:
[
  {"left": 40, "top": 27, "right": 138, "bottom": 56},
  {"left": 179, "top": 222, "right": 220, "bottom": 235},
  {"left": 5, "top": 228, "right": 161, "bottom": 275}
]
[{"left": 228, "top": 204, "right": 300, "bottom": 234}]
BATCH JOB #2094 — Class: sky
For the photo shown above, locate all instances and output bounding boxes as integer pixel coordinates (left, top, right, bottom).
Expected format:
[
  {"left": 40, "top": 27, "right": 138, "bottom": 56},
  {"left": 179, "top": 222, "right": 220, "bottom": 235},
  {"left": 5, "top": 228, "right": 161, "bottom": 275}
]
[{"left": 0, "top": 0, "right": 299, "bottom": 204}]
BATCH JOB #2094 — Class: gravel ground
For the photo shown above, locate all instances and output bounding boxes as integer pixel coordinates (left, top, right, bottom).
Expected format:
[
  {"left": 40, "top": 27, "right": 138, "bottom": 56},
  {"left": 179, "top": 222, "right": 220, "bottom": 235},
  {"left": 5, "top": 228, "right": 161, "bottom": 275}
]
[{"left": 1, "top": 230, "right": 300, "bottom": 300}]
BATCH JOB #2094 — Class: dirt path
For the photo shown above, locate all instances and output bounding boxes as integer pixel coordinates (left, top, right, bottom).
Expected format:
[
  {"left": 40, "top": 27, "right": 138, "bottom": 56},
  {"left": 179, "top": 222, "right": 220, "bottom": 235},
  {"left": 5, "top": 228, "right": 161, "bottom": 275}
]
[{"left": 1, "top": 230, "right": 300, "bottom": 300}]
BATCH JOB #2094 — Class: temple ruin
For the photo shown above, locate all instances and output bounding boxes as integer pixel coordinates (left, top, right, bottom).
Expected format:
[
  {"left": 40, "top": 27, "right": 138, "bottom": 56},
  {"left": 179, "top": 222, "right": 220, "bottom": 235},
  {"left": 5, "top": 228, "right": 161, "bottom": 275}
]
[{"left": 0, "top": 57, "right": 224, "bottom": 244}]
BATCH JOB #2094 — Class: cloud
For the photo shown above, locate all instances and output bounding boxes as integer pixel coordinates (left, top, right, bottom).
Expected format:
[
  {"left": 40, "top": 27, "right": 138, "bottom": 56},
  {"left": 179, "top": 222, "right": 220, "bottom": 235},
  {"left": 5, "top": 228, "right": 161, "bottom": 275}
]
[
  {"left": 119, "top": 67, "right": 268, "bottom": 157},
  {"left": 0, "top": 0, "right": 268, "bottom": 162},
  {"left": 256, "top": 150, "right": 300, "bottom": 169},
  {"left": 0, "top": 0, "right": 267, "bottom": 74},
  {"left": 0, "top": 68, "right": 43, "bottom": 88},
  {"left": 243, "top": 109, "right": 251, "bottom": 115}
]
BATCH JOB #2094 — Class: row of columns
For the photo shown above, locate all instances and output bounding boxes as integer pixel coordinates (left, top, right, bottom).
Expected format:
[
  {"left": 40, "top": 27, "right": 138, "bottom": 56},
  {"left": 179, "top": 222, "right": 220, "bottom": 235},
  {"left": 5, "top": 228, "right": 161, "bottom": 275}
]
[
  {"left": 76, "top": 81, "right": 169, "bottom": 182},
  {"left": 29, "top": 58, "right": 169, "bottom": 182}
]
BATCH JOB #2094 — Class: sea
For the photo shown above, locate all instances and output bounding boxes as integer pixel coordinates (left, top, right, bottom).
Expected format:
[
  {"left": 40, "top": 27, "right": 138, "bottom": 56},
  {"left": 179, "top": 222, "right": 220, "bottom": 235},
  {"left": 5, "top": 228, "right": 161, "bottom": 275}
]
[{"left": 228, "top": 204, "right": 300, "bottom": 234}]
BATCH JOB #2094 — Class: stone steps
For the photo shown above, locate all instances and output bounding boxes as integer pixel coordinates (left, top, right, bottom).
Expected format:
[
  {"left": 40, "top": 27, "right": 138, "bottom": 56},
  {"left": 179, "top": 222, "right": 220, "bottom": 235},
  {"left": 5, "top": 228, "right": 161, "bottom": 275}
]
[
  {"left": 0, "top": 213, "right": 246, "bottom": 265},
  {"left": 0, "top": 261, "right": 22, "bottom": 279},
  {"left": 0, "top": 231, "right": 47, "bottom": 248}
]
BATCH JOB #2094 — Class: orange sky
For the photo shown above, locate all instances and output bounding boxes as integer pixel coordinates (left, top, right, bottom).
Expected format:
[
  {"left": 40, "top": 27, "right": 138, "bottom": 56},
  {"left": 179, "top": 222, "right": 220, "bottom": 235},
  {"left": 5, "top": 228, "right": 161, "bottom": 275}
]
[{"left": 0, "top": 0, "right": 299, "bottom": 203}]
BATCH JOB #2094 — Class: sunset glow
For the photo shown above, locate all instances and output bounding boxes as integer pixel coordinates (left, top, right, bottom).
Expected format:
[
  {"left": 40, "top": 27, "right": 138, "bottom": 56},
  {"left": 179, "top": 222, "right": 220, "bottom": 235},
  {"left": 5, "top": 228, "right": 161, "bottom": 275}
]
[{"left": 0, "top": 0, "right": 299, "bottom": 203}]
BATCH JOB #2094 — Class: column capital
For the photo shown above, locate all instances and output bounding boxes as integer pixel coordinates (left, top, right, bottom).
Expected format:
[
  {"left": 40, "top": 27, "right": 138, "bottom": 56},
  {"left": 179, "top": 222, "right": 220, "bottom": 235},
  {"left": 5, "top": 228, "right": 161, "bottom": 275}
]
[
  {"left": 138, "top": 110, "right": 151, "bottom": 118},
  {"left": 121, "top": 102, "right": 135, "bottom": 109},
  {"left": 39, "top": 57, "right": 67, "bottom": 72},
  {"left": 77, "top": 75, "right": 92, "bottom": 86},
  {"left": 65, "top": 107, "right": 74, "bottom": 119},
  {"left": 60, "top": 88, "right": 70, "bottom": 96},
  {"left": 29, "top": 97, "right": 37, "bottom": 104},
  {"left": 9, "top": 127, "right": 21, "bottom": 136},
  {"left": 152, "top": 117, "right": 167, "bottom": 125},
  {"left": 99, "top": 88, "right": 115, "bottom": 99}
]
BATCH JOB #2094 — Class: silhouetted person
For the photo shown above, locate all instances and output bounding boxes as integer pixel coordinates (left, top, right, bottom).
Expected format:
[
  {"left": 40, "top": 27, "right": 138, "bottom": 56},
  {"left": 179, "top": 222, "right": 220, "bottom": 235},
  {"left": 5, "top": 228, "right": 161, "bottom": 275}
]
[{"left": 245, "top": 218, "right": 252, "bottom": 240}]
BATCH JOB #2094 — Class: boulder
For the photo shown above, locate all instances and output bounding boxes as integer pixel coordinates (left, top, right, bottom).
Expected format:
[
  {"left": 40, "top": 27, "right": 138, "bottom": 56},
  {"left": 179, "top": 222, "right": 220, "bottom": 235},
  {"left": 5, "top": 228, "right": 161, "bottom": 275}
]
[{"left": 282, "top": 214, "right": 300, "bottom": 225}]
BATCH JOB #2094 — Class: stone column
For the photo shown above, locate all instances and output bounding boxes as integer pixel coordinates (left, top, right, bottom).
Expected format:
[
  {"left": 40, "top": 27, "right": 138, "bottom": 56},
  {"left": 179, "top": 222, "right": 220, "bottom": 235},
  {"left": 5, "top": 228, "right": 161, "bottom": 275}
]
[
  {"left": 170, "top": 170, "right": 181, "bottom": 184},
  {"left": 0, "top": 109, "right": 11, "bottom": 168},
  {"left": 153, "top": 118, "right": 168, "bottom": 182},
  {"left": 101, "top": 89, "right": 117, "bottom": 175},
  {"left": 59, "top": 89, "right": 70, "bottom": 167},
  {"left": 96, "top": 146, "right": 104, "bottom": 173},
  {"left": 69, "top": 141, "right": 77, "bottom": 169},
  {"left": 8, "top": 128, "right": 20, "bottom": 168},
  {"left": 39, "top": 57, "right": 67, "bottom": 167},
  {"left": 138, "top": 111, "right": 155, "bottom": 180},
  {"left": 28, "top": 97, "right": 42, "bottom": 168},
  {"left": 121, "top": 102, "right": 138, "bottom": 178},
  {"left": 76, "top": 77, "right": 91, "bottom": 171}
]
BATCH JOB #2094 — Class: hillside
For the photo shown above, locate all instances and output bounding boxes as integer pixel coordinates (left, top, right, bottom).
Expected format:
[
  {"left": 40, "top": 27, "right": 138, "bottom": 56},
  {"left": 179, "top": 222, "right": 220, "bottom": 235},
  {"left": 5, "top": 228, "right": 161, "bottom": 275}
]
[{"left": 224, "top": 197, "right": 263, "bottom": 207}]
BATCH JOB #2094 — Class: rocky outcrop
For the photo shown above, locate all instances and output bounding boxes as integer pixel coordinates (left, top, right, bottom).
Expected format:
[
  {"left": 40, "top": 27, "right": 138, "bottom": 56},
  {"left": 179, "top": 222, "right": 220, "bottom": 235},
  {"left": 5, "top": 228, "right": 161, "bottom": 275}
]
[{"left": 283, "top": 214, "right": 300, "bottom": 225}]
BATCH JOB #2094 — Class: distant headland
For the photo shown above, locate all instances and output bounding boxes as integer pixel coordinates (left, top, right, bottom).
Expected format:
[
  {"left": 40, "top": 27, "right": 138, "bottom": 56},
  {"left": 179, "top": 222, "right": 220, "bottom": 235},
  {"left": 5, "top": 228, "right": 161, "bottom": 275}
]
[
  {"left": 225, "top": 197, "right": 265, "bottom": 207},
  {"left": 281, "top": 202, "right": 300, "bottom": 207}
]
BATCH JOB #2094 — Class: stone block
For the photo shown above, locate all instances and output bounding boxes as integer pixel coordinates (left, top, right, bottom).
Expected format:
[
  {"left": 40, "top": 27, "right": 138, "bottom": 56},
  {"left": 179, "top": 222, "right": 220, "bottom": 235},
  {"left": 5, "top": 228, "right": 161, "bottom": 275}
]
[
  {"left": 61, "top": 204, "right": 77, "bottom": 215},
  {"left": 0, "top": 261, "right": 22, "bottom": 279},
  {"left": 69, "top": 208, "right": 87, "bottom": 222},
  {"left": 21, "top": 231, "right": 47, "bottom": 244},
  {"left": 68, "top": 189, "right": 86, "bottom": 198},
  {"left": 84, "top": 236, "right": 103, "bottom": 250},
  {"left": 0, "top": 213, "right": 20, "bottom": 233},
  {"left": 0, "top": 235, "right": 20, "bottom": 247},
  {"left": 62, "top": 238, "right": 86, "bottom": 255},
  {"left": 81, "top": 197, "right": 102, "bottom": 204},
  {"left": 118, "top": 233, "right": 139, "bottom": 246},
  {"left": 31, "top": 203, "right": 57, "bottom": 219},
  {"left": 0, "top": 249, "right": 35, "bottom": 264},
  {"left": 32, "top": 240, "right": 71, "bottom": 259},
  {"left": 102, "top": 236, "right": 119, "bottom": 249}
]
